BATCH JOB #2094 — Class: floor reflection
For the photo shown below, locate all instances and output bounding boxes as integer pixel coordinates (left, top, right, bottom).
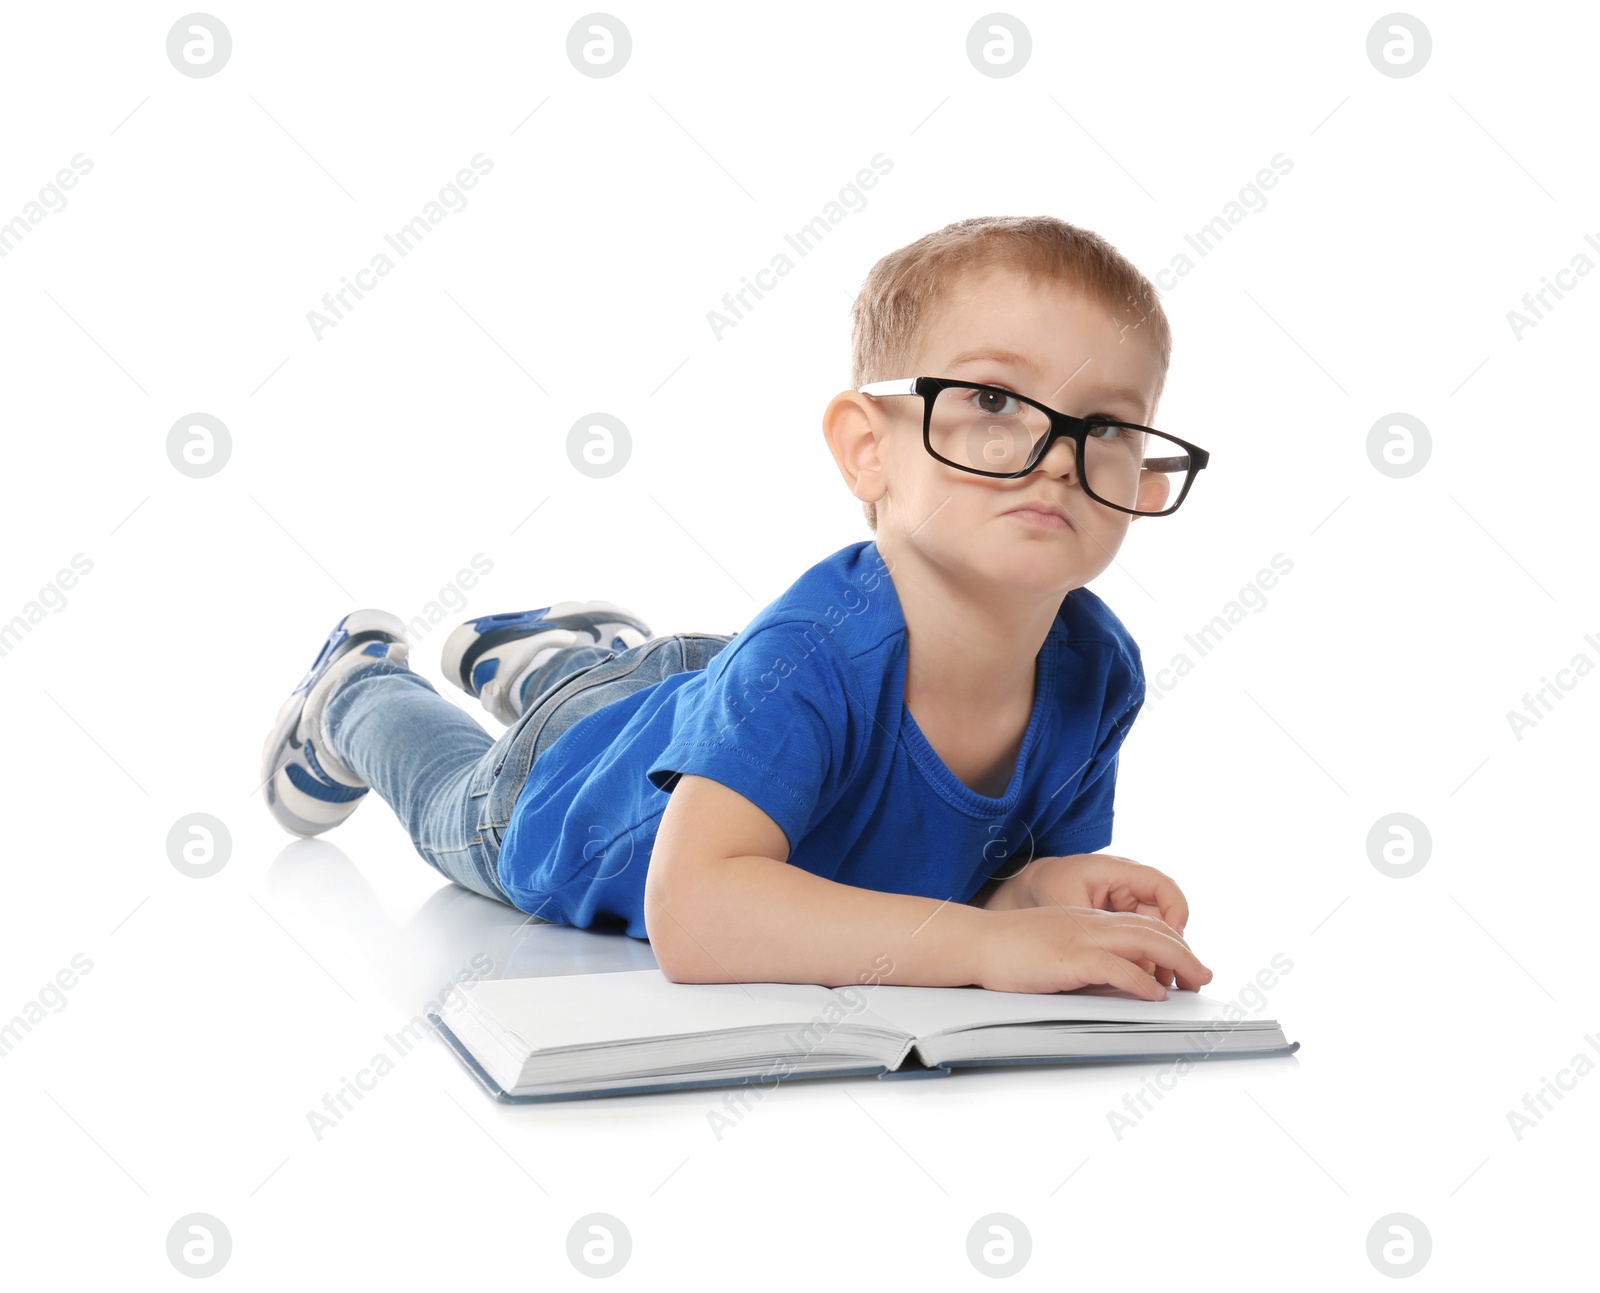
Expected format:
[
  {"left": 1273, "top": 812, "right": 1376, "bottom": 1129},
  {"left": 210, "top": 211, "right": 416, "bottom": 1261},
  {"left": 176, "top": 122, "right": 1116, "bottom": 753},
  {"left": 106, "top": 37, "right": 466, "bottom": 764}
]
[{"left": 264, "top": 837, "right": 659, "bottom": 1018}]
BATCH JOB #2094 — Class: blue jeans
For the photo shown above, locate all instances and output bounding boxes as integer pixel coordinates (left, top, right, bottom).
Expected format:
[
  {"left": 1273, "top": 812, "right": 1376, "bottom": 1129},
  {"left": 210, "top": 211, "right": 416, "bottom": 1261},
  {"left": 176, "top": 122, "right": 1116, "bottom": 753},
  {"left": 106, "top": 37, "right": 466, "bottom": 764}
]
[{"left": 321, "top": 633, "right": 736, "bottom": 907}]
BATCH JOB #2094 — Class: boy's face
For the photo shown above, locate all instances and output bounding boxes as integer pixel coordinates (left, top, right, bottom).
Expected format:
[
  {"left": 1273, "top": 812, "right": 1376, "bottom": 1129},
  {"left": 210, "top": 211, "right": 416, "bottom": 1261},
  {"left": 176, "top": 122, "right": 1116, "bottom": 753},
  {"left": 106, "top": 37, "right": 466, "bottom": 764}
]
[{"left": 828, "top": 265, "right": 1166, "bottom": 598}]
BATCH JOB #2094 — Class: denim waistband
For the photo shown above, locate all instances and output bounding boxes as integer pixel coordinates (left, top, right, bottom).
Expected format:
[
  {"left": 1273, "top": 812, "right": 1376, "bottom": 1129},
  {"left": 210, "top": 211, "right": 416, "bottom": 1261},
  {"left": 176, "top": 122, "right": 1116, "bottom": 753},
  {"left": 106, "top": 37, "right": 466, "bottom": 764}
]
[{"left": 466, "top": 631, "right": 735, "bottom": 836}]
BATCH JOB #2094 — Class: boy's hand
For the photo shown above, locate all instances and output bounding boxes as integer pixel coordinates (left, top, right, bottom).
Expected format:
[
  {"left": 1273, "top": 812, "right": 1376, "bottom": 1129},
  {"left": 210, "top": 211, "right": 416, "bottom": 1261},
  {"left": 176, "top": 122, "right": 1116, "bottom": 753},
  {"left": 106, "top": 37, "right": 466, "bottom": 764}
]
[
  {"left": 1025, "top": 853, "right": 1192, "bottom": 988},
  {"left": 1027, "top": 852, "right": 1189, "bottom": 929},
  {"left": 970, "top": 905, "right": 1212, "bottom": 998}
]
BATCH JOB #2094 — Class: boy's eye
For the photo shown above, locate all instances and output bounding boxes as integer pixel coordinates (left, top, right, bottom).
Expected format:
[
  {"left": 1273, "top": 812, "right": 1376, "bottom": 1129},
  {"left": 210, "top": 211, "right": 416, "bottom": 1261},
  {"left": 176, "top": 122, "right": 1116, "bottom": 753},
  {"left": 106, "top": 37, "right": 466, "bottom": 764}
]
[
  {"left": 965, "top": 387, "right": 1025, "bottom": 416},
  {"left": 1087, "top": 421, "right": 1139, "bottom": 441}
]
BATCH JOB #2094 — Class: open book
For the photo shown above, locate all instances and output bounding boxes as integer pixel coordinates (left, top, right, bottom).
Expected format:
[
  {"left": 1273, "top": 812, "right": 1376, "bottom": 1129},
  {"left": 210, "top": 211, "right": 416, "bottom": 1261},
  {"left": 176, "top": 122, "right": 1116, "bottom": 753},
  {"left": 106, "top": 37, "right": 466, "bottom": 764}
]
[{"left": 430, "top": 970, "right": 1299, "bottom": 1103}]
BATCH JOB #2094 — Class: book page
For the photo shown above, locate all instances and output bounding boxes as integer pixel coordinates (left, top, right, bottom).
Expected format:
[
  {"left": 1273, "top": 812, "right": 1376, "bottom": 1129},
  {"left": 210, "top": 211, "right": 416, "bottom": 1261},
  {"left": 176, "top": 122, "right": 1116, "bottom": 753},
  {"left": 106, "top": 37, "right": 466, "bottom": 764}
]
[
  {"left": 451, "top": 970, "right": 842, "bottom": 1054},
  {"left": 838, "top": 982, "right": 1257, "bottom": 1042}
]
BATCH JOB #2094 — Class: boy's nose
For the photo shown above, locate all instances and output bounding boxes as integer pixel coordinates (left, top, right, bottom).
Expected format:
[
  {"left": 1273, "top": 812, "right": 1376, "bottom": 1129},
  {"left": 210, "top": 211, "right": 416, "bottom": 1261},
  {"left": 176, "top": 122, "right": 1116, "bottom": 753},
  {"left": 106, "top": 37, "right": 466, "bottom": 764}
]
[{"left": 1032, "top": 434, "right": 1079, "bottom": 483}]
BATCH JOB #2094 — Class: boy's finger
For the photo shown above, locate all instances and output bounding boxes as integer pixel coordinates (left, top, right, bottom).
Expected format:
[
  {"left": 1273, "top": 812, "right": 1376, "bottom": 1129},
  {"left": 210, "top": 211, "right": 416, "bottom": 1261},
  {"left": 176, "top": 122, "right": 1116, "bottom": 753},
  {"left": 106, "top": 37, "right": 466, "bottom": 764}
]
[
  {"left": 1098, "top": 856, "right": 1189, "bottom": 934},
  {"left": 1095, "top": 950, "right": 1168, "bottom": 1001},
  {"left": 1142, "top": 869, "right": 1189, "bottom": 935},
  {"left": 1147, "top": 963, "right": 1174, "bottom": 987},
  {"left": 1107, "top": 908, "right": 1195, "bottom": 952},
  {"left": 1137, "top": 959, "right": 1174, "bottom": 987},
  {"left": 1120, "top": 926, "right": 1211, "bottom": 987}
]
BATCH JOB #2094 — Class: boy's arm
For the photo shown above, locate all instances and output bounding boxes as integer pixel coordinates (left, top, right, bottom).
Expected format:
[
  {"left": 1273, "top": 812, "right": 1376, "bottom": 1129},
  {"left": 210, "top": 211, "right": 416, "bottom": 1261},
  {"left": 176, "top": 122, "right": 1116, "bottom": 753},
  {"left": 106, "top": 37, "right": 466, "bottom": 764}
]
[
  {"left": 644, "top": 772, "right": 992, "bottom": 988},
  {"left": 966, "top": 869, "right": 1037, "bottom": 911}
]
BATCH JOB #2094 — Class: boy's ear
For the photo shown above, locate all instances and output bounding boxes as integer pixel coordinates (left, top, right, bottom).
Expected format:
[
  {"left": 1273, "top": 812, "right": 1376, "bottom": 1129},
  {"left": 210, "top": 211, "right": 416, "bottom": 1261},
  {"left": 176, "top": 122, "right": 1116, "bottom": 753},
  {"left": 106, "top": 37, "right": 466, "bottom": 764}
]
[
  {"left": 1132, "top": 469, "right": 1171, "bottom": 517},
  {"left": 822, "top": 391, "right": 890, "bottom": 510}
]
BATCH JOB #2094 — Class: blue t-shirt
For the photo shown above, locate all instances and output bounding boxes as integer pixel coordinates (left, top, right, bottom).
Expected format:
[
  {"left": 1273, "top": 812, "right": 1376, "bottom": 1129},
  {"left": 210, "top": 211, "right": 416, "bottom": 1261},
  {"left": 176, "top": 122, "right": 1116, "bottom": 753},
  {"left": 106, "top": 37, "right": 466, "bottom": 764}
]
[{"left": 496, "top": 540, "right": 1145, "bottom": 937}]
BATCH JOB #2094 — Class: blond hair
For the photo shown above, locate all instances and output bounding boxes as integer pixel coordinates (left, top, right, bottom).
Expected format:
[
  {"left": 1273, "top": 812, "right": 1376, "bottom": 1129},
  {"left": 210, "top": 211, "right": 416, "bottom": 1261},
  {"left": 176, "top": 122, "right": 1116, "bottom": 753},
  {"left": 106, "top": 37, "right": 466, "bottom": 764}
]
[{"left": 848, "top": 215, "right": 1172, "bottom": 532}]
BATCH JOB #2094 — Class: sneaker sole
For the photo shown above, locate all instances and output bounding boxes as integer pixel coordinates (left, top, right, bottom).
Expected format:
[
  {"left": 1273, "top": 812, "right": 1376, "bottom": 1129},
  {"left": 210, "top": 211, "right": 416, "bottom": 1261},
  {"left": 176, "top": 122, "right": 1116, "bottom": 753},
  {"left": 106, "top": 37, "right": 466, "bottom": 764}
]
[
  {"left": 441, "top": 600, "right": 653, "bottom": 697},
  {"left": 261, "top": 610, "right": 409, "bottom": 837}
]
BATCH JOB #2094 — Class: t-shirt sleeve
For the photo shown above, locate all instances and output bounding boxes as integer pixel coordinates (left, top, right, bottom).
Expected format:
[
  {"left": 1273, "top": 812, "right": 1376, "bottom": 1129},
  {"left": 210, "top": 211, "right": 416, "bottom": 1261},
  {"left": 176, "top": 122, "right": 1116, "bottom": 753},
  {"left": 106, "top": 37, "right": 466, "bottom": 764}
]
[
  {"left": 1034, "top": 637, "right": 1146, "bottom": 858},
  {"left": 1036, "top": 748, "right": 1121, "bottom": 856},
  {"left": 646, "top": 624, "right": 850, "bottom": 851}
]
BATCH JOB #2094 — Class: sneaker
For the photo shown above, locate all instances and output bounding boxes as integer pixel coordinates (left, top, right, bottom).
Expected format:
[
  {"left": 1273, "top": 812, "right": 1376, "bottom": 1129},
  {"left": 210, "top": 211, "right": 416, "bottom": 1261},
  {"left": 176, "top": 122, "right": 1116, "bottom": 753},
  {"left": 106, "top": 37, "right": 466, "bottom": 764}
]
[
  {"left": 441, "top": 600, "right": 653, "bottom": 725},
  {"left": 261, "top": 610, "right": 410, "bottom": 837}
]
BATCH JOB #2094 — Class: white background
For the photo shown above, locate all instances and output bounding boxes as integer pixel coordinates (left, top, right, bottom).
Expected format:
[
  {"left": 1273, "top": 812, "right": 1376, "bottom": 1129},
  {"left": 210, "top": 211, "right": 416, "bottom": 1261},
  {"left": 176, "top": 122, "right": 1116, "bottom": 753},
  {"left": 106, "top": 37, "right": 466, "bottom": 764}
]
[{"left": 1, "top": 1, "right": 1595, "bottom": 1286}]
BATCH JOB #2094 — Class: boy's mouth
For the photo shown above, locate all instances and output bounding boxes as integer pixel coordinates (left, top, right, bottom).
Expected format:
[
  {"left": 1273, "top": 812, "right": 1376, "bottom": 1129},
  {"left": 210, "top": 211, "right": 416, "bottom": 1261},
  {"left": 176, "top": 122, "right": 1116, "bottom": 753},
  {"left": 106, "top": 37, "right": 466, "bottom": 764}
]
[{"left": 1000, "top": 500, "right": 1075, "bottom": 531}]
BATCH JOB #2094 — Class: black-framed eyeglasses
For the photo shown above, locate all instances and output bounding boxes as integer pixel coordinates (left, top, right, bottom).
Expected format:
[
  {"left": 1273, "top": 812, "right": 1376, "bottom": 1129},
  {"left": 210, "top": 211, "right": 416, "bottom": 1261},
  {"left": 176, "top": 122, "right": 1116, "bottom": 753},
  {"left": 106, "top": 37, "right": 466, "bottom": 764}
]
[{"left": 858, "top": 376, "right": 1211, "bottom": 517}]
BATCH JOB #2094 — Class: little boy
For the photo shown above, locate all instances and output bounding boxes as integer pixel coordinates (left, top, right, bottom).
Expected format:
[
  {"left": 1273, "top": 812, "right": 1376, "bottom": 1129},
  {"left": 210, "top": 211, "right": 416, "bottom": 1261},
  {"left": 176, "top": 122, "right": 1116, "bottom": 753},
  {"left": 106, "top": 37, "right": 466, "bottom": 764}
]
[{"left": 261, "top": 215, "right": 1215, "bottom": 999}]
